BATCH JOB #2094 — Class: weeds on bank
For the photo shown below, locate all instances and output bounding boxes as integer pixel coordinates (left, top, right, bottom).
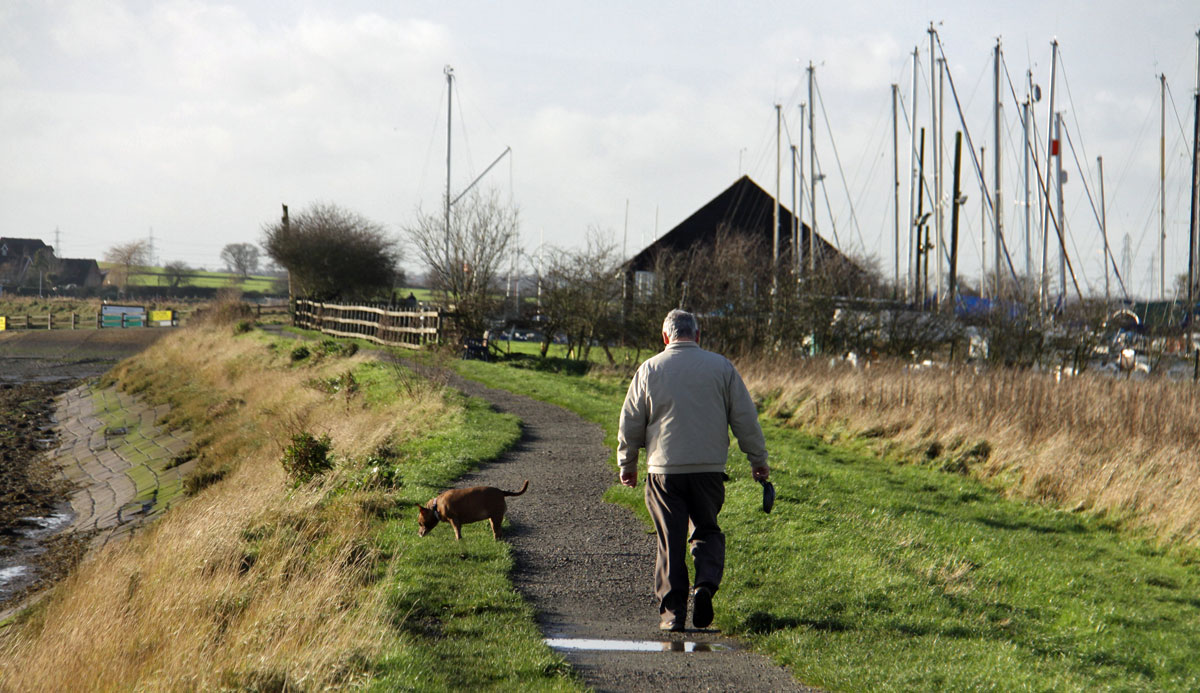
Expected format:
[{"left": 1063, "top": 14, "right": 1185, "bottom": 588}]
[
  {"left": 0, "top": 326, "right": 578, "bottom": 691},
  {"left": 455, "top": 356, "right": 1200, "bottom": 691}
]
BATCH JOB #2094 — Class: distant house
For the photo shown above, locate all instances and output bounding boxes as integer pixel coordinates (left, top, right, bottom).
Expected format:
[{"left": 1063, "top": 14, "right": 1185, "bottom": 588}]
[
  {"left": 0, "top": 237, "right": 53, "bottom": 289},
  {"left": 0, "top": 238, "right": 105, "bottom": 292},
  {"left": 54, "top": 258, "right": 104, "bottom": 289},
  {"left": 624, "top": 176, "right": 860, "bottom": 291}
]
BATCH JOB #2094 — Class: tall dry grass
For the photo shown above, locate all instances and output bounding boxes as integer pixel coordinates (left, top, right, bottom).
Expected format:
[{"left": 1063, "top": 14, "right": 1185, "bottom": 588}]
[
  {"left": 0, "top": 326, "right": 452, "bottom": 689},
  {"left": 739, "top": 356, "right": 1200, "bottom": 546}
]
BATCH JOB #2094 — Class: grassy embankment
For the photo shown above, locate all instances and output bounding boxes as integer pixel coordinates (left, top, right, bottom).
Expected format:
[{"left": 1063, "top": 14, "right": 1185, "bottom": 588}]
[
  {"left": 454, "top": 355, "right": 1200, "bottom": 691},
  {"left": 0, "top": 324, "right": 578, "bottom": 691}
]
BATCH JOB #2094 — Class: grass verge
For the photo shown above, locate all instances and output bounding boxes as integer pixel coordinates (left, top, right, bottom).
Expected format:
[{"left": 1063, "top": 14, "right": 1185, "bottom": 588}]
[{"left": 454, "top": 356, "right": 1200, "bottom": 691}]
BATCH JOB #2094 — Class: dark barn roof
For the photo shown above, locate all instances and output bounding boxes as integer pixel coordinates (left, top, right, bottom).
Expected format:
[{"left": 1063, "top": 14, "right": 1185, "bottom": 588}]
[
  {"left": 55, "top": 258, "right": 103, "bottom": 287},
  {"left": 625, "top": 176, "right": 844, "bottom": 273},
  {"left": 0, "top": 237, "right": 50, "bottom": 259}
]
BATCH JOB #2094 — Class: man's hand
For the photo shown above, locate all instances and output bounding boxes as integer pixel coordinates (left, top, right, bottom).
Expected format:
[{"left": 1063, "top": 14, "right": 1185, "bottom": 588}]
[
  {"left": 752, "top": 466, "right": 770, "bottom": 482},
  {"left": 620, "top": 469, "right": 637, "bottom": 487}
]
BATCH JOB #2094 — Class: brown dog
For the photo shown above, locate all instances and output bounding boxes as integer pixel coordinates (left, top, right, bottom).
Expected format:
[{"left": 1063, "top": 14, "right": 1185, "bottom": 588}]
[{"left": 417, "top": 480, "right": 529, "bottom": 540}]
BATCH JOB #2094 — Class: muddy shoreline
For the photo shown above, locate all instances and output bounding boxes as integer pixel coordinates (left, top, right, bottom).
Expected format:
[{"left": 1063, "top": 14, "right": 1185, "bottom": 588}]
[{"left": 0, "top": 329, "right": 168, "bottom": 612}]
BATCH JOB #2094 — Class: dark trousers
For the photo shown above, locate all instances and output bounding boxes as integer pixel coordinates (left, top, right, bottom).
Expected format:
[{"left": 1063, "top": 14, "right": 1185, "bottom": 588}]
[{"left": 645, "top": 472, "right": 726, "bottom": 618}]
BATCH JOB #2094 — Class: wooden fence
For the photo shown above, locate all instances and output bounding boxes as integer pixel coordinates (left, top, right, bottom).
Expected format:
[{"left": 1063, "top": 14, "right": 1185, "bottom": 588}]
[
  {"left": 292, "top": 299, "right": 443, "bottom": 349},
  {"left": 0, "top": 312, "right": 164, "bottom": 330}
]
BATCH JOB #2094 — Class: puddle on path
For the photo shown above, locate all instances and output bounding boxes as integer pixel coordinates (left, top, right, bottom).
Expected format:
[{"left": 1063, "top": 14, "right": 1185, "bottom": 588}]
[{"left": 546, "top": 638, "right": 735, "bottom": 653}]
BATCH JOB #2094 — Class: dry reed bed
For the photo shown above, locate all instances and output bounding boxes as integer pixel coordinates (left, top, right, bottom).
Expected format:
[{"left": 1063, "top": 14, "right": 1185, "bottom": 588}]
[
  {"left": 0, "top": 326, "right": 451, "bottom": 689},
  {"left": 739, "top": 357, "right": 1200, "bottom": 546}
]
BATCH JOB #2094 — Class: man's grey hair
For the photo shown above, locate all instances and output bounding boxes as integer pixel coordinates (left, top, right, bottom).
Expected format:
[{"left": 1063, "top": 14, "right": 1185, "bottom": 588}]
[{"left": 662, "top": 309, "right": 699, "bottom": 341}]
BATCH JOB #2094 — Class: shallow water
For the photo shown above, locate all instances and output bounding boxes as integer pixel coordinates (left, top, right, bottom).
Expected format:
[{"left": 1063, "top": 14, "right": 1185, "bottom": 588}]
[
  {"left": 545, "top": 637, "right": 734, "bottom": 653},
  {"left": 0, "top": 504, "right": 75, "bottom": 605}
]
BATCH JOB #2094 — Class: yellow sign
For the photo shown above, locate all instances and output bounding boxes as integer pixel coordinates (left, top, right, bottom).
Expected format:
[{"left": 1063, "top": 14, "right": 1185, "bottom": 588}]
[
  {"left": 149, "top": 310, "right": 173, "bottom": 322},
  {"left": 0, "top": 316, "right": 6, "bottom": 331}
]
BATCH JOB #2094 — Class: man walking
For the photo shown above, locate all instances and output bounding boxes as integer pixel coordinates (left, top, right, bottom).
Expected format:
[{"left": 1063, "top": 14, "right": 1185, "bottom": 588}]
[{"left": 618, "top": 309, "right": 769, "bottom": 631}]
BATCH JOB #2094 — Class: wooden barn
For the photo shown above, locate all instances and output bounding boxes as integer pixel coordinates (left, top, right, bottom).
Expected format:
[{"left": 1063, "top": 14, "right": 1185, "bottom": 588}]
[{"left": 623, "top": 176, "right": 860, "bottom": 293}]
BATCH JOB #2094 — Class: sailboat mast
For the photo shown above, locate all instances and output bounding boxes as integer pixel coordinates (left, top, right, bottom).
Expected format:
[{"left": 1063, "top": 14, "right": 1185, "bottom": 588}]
[
  {"left": 893, "top": 84, "right": 901, "bottom": 300},
  {"left": 444, "top": 65, "right": 454, "bottom": 259},
  {"left": 929, "top": 25, "right": 940, "bottom": 307},
  {"left": 799, "top": 103, "right": 806, "bottom": 277},
  {"left": 774, "top": 103, "right": 781, "bottom": 266},
  {"left": 1099, "top": 156, "right": 1109, "bottom": 304},
  {"left": 1189, "top": 30, "right": 1200, "bottom": 355},
  {"left": 792, "top": 143, "right": 798, "bottom": 277},
  {"left": 1161, "top": 73, "right": 1167, "bottom": 299},
  {"left": 908, "top": 48, "right": 920, "bottom": 301},
  {"left": 994, "top": 39, "right": 1004, "bottom": 300},
  {"left": 1023, "top": 83, "right": 1032, "bottom": 286},
  {"left": 1056, "top": 112, "right": 1067, "bottom": 301},
  {"left": 937, "top": 57, "right": 946, "bottom": 308},
  {"left": 809, "top": 62, "right": 817, "bottom": 277},
  {"left": 981, "top": 146, "right": 987, "bottom": 297},
  {"left": 1040, "top": 40, "right": 1059, "bottom": 315}
]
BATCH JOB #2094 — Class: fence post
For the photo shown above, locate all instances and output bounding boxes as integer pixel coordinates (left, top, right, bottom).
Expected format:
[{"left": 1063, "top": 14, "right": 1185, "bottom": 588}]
[
  {"left": 72, "top": 312, "right": 77, "bottom": 329},
  {"left": 47, "top": 313, "right": 53, "bottom": 330}
]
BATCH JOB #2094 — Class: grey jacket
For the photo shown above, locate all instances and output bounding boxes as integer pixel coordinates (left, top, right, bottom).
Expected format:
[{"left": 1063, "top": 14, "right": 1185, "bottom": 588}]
[{"left": 618, "top": 340, "right": 768, "bottom": 476}]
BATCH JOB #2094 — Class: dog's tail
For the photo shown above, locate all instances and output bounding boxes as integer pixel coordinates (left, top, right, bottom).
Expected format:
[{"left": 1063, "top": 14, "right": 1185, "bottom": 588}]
[{"left": 503, "top": 480, "right": 529, "bottom": 497}]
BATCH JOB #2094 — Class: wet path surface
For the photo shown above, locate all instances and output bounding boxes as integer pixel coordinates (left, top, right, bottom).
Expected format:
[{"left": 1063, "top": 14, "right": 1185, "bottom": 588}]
[{"left": 447, "top": 374, "right": 815, "bottom": 692}]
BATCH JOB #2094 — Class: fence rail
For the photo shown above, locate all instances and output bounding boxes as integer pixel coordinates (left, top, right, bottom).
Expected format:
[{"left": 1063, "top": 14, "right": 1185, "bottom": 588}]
[
  {"left": 292, "top": 299, "right": 443, "bottom": 349},
  {"left": 0, "top": 312, "right": 158, "bottom": 330}
]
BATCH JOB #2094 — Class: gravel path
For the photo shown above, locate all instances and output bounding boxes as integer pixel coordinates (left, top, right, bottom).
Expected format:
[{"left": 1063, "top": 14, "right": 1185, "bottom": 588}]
[{"left": 447, "top": 373, "right": 815, "bottom": 692}]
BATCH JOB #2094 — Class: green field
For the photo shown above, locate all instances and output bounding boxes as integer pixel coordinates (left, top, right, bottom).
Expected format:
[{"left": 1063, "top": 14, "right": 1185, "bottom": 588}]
[
  {"left": 453, "top": 356, "right": 1200, "bottom": 692},
  {"left": 101, "top": 264, "right": 283, "bottom": 294}
]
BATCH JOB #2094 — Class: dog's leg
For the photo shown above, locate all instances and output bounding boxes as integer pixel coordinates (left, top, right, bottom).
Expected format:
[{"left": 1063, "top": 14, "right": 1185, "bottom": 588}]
[
  {"left": 451, "top": 521, "right": 463, "bottom": 541},
  {"left": 489, "top": 516, "right": 503, "bottom": 540}
]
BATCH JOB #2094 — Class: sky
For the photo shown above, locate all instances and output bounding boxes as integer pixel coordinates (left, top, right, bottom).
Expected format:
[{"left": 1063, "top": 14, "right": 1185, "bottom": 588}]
[{"left": 1, "top": 1, "right": 1197, "bottom": 299}]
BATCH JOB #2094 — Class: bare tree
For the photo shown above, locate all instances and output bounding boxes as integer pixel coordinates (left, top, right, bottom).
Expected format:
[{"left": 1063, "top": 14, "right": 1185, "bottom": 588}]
[
  {"left": 163, "top": 260, "right": 190, "bottom": 288},
  {"left": 220, "top": 243, "right": 260, "bottom": 278},
  {"left": 538, "top": 228, "right": 624, "bottom": 361},
  {"left": 104, "top": 239, "right": 151, "bottom": 291},
  {"left": 405, "top": 189, "right": 519, "bottom": 336},
  {"left": 261, "top": 202, "right": 400, "bottom": 301}
]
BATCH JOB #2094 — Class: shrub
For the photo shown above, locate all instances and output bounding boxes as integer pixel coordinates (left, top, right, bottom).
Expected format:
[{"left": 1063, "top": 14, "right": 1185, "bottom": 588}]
[
  {"left": 280, "top": 432, "right": 333, "bottom": 483},
  {"left": 290, "top": 345, "right": 310, "bottom": 362},
  {"left": 195, "top": 288, "right": 255, "bottom": 326},
  {"left": 316, "top": 339, "right": 359, "bottom": 358},
  {"left": 184, "top": 466, "right": 228, "bottom": 495}
]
